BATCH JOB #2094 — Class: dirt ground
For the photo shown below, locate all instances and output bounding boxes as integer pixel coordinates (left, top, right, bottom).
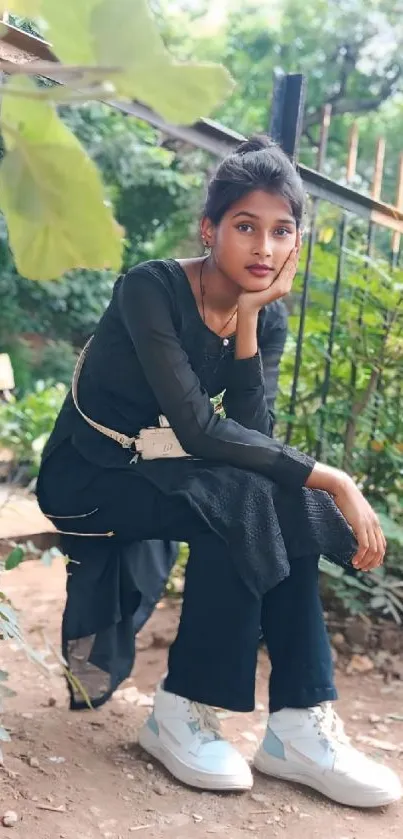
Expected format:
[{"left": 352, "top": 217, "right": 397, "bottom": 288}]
[{"left": 1, "top": 557, "right": 402, "bottom": 839}]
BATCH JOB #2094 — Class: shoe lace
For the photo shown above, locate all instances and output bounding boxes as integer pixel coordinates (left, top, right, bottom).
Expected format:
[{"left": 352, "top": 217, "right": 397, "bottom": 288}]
[
  {"left": 309, "top": 703, "right": 350, "bottom": 749},
  {"left": 188, "top": 702, "right": 222, "bottom": 741}
]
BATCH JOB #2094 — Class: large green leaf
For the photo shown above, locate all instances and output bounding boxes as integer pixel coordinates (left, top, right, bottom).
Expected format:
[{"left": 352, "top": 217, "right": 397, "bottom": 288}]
[
  {"left": 3, "top": 1, "right": 43, "bottom": 14},
  {"left": 0, "top": 78, "right": 122, "bottom": 280},
  {"left": 41, "top": 0, "right": 99, "bottom": 66},
  {"left": 43, "top": 0, "right": 234, "bottom": 124}
]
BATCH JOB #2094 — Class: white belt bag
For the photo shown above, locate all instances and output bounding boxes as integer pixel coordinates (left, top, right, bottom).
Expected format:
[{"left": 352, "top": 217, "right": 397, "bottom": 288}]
[{"left": 72, "top": 337, "right": 190, "bottom": 461}]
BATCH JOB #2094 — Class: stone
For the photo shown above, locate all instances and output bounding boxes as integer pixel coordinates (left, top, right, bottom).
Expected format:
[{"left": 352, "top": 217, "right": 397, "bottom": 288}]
[
  {"left": 152, "top": 782, "right": 167, "bottom": 796},
  {"left": 345, "top": 619, "right": 371, "bottom": 648},
  {"left": 2, "top": 811, "right": 19, "bottom": 827},
  {"left": 346, "top": 654, "right": 374, "bottom": 675},
  {"left": 331, "top": 632, "right": 348, "bottom": 653}
]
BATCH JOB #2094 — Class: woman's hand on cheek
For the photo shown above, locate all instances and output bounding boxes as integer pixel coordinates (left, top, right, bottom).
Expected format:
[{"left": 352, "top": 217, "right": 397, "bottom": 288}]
[{"left": 238, "top": 241, "right": 301, "bottom": 314}]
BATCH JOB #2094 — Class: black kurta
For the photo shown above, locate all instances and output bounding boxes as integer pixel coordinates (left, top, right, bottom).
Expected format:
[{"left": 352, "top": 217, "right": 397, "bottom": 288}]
[{"left": 37, "top": 259, "right": 357, "bottom": 709}]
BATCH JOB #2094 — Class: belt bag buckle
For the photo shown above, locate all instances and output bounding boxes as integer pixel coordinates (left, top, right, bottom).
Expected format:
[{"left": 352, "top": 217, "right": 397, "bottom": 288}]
[{"left": 136, "top": 427, "right": 189, "bottom": 459}]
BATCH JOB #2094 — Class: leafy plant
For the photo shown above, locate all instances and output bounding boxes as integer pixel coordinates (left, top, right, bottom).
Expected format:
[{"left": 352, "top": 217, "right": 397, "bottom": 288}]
[
  {"left": 320, "top": 559, "right": 403, "bottom": 624},
  {"left": 0, "top": 0, "right": 233, "bottom": 279},
  {"left": 0, "top": 381, "right": 67, "bottom": 475}
]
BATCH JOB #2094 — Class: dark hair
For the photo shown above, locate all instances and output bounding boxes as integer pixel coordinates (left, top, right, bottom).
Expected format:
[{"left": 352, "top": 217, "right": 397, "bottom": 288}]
[{"left": 204, "top": 135, "right": 305, "bottom": 227}]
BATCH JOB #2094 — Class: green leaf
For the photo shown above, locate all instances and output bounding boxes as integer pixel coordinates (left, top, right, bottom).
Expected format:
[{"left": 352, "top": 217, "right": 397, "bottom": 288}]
[
  {"left": 4, "top": 547, "right": 25, "bottom": 571},
  {"left": 41, "top": 0, "right": 99, "bottom": 66},
  {"left": 0, "top": 77, "right": 123, "bottom": 280},
  {"left": 44, "top": 0, "right": 234, "bottom": 124},
  {"left": 3, "top": 1, "right": 43, "bottom": 14}
]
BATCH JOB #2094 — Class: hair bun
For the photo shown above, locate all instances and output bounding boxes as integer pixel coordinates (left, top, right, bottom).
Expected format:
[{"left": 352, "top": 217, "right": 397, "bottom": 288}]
[{"left": 234, "top": 134, "right": 277, "bottom": 155}]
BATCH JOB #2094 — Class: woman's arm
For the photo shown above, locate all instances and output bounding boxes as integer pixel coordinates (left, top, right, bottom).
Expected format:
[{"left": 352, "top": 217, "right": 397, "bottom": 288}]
[
  {"left": 222, "top": 301, "right": 287, "bottom": 436},
  {"left": 119, "top": 264, "right": 385, "bottom": 571},
  {"left": 118, "top": 265, "right": 314, "bottom": 489}
]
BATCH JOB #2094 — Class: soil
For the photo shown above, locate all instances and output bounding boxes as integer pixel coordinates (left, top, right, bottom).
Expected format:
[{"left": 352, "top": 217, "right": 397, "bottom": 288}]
[{"left": 1, "top": 557, "right": 402, "bottom": 839}]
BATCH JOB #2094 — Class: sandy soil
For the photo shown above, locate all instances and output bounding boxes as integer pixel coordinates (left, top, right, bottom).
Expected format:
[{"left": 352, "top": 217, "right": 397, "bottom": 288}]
[{"left": 1, "top": 558, "right": 402, "bottom": 838}]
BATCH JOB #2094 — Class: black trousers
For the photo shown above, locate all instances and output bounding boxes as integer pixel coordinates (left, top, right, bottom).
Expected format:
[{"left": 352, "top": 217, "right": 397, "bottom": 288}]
[
  {"left": 166, "top": 542, "right": 337, "bottom": 712},
  {"left": 39, "top": 449, "right": 337, "bottom": 713}
]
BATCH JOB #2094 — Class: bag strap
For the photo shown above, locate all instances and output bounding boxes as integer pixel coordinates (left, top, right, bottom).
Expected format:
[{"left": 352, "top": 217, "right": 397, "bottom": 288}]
[{"left": 72, "top": 337, "right": 137, "bottom": 450}]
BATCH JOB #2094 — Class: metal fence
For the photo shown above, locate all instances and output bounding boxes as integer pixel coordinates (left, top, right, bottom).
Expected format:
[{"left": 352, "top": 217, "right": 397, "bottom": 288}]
[{"left": 2, "top": 25, "right": 403, "bottom": 474}]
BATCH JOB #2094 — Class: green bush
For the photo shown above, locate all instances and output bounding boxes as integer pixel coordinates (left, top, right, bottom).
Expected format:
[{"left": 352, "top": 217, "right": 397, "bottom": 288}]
[{"left": 0, "top": 382, "right": 67, "bottom": 476}]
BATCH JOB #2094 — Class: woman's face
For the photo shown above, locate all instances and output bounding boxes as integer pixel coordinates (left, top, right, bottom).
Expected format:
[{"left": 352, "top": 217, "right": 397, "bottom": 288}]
[{"left": 202, "top": 189, "right": 299, "bottom": 292}]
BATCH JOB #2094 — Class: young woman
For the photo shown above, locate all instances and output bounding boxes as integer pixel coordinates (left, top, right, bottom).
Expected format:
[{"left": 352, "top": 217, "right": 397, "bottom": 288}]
[{"left": 37, "top": 136, "right": 401, "bottom": 808}]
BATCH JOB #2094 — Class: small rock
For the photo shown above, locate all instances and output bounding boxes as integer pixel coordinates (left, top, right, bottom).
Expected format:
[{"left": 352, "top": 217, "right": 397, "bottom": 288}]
[
  {"left": 332, "top": 632, "right": 348, "bottom": 653},
  {"left": 368, "top": 713, "right": 381, "bottom": 724},
  {"left": 241, "top": 731, "right": 258, "bottom": 743},
  {"left": 192, "top": 814, "right": 203, "bottom": 822},
  {"left": 28, "top": 756, "right": 40, "bottom": 768},
  {"left": 152, "top": 782, "right": 167, "bottom": 796},
  {"left": 48, "top": 697, "right": 57, "bottom": 707},
  {"left": 21, "top": 713, "right": 33, "bottom": 720},
  {"left": 146, "top": 763, "right": 154, "bottom": 772},
  {"left": 2, "top": 811, "right": 19, "bottom": 827},
  {"left": 346, "top": 654, "right": 374, "bottom": 675},
  {"left": 345, "top": 619, "right": 371, "bottom": 647},
  {"left": 380, "top": 628, "right": 402, "bottom": 655},
  {"left": 126, "top": 773, "right": 134, "bottom": 780}
]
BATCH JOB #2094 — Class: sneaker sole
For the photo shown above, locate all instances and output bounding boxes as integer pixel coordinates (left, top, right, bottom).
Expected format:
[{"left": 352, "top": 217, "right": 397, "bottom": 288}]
[
  {"left": 138, "top": 724, "right": 253, "bottom": 792},
  {"left": 254, "top": 748, "right": 402, "bottom": 808}
]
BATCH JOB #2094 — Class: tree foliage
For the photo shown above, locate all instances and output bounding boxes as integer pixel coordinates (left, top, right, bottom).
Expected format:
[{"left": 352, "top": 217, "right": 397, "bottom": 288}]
[{"left": 157, "top": 0, "right": 403, "bottom": 198}]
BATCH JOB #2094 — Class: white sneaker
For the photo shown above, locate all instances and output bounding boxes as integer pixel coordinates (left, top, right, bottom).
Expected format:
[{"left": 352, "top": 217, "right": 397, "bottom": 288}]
[
  {"left": 138, "top": 684, "right": 253, "bottom": 791},
  {"left": 254, "top": 703, "right": 402, "bottom": 808}
]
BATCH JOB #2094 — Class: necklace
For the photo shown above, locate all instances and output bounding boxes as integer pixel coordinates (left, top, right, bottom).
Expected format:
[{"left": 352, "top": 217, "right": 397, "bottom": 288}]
[{"left": 199, "top": 257, "right": 238, "bottom": 340}]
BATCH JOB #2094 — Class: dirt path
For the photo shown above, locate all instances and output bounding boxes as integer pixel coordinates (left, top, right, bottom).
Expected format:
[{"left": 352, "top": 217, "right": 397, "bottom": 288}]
[{"left": 1, "top": 558, "right": 402, "bottom": 839}]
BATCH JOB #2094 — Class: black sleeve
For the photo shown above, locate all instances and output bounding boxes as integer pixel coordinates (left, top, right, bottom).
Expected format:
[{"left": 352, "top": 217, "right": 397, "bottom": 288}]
[
  {"left": 222, "top": 301, "right": 288, "bottom": 436},
  {"left": 119, "top": 266, "right": 315, "bottom": 488}
]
